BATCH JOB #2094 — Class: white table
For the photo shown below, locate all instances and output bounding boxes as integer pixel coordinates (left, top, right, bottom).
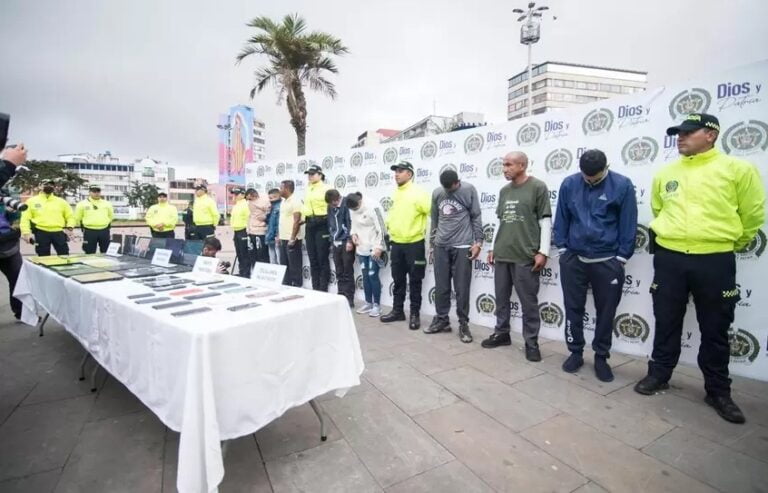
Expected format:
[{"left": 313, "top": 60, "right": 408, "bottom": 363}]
[{"left": 14, "top": 261, "right": 365, "bottom": 492}]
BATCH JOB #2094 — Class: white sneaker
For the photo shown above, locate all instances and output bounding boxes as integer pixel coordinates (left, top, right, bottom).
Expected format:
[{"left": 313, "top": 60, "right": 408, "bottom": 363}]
[
  {"left": 356, "top": 303, "right": 373, "bottom": 314},
  {"left": 369, "top": 304, "right": 381, "bottom": 317}
]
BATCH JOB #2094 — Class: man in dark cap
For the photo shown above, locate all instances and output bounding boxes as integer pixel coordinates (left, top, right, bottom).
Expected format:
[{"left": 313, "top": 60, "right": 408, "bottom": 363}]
[
  {"left": 634, "top": 113, "right": 765, "bottom": 424},
  {"left": 20, "top": 180, "right": 75, "bottom": 256},
  {"left": 74, "top": 185, "right": 114, "bottom": 253},
  {"left": 192, "top": 184, "right": 219, "bottom": 239}
]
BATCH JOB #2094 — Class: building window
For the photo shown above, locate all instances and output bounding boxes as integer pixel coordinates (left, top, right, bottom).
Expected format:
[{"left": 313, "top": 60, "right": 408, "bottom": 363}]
[{"left": 587, "top": 82, "right": 598, "bottom": 91}]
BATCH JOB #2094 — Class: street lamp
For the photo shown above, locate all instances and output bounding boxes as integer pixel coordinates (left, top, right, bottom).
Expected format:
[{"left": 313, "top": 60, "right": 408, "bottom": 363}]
[{"left": 513, "top": 2, "right": 551, "bottom": 118}]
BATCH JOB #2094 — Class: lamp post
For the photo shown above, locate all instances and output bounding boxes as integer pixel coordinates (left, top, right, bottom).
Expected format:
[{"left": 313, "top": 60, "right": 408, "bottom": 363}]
[{"left": 513, "top": 2, "right": 550, "bottom": 118}]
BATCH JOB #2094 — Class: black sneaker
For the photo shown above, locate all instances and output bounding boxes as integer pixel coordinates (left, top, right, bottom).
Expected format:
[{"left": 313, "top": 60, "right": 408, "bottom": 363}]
[
  {"left": 409, "top": 313, "right": 420, "bottom": 330},
  {"left": 705, "top": 395, "right": 746, "bottom": 424},
  {"left": 423, "top": 317, "right": 451, "bottom": 334},
  {"left": 481, "top": 332, "right": 511, "bottom": 348},
  {"left": 525, "top": 345, "right": 542, "bottom": 362},
  {"left": 562, "top": 353, "right": 584, "bottom": 373},
  {"left": 594, "top": 356, "right": 614, "bottom": 382},
  {"left": 459, "top": 323, "right": 473, "bottom": 343},
  {"left": 380, "top": 310, "right": 405, "bottom": 323},
  {"left": 633, "top": 375, "right": 669, "bottom": 395}
]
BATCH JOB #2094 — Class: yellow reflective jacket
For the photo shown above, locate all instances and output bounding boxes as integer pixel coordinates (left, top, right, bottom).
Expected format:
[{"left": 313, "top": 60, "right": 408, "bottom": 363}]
[
  {"left": 230, "top": 198, "right": 250, "bottom": 231},
  {"left": 193, "top": 195, "right": 220, "bottom": 226},
  {"left": 74, "top": 198, "right": 113, "bottom": 230},
  {"left": 145, "top": 202, "right": 179, "bottom": 232},
  {"left": 302, "top": 181, "right": 330, "bottom": 217},
  {"left": 20, "top": 193, "right": 75, "bottom": 234},
  {"left": 650, "top": 148, "right": 765, "bottom": 254},
  {"left": 385, "top": 181, "right": 431, "bottom": 243}
]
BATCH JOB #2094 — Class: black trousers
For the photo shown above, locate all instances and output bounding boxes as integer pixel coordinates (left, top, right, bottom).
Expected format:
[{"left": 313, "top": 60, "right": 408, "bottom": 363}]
[
  {"left": 648, "top": 246, "right": 738, "bottom": 397},
  {"left": 305, "top": 218, "right": 331, "bottom": 291},
  {"left": 249, "top": 234, "right": 270, "bottom": 265},
  {"left": 194, "top": 225, "right": 215, "bottom": 239},
  {"left": 151, "top": 230, "right": 175, "bottom": 238},
  {"left": 0, "top": 250, "right": 22, "bottom": 318},
  {"left": 35, "top": 230, "right": 69, "bottom": 256},
  {"left": 433, "top": 246, "right": 472, "bottom": 324},
  {"left": 390, "top": 240, "right": 426, "bottom": 313},
  {"left": 332, "top": 244, "right": 356, "bottom": 305},
  {"left": 233, "top": 229, "right": 252, "bottom": 278},
  {"left": 559, "top": 252, "right": 625, "bottom": 357},
  {"left": 280, "top": 239, "right": 303, "bottom": 287},
  {"left": 82, "top": 227, "right": 110, "bottom": 254}
]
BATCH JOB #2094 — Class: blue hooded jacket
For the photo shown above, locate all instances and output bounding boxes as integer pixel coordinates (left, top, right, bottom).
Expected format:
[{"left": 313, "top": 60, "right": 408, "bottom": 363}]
[
  {"left": 265, "top": 199, "right": 281, "bottom": 244},
  {"left": 553, "top": 170, "right": 638, "bottom": 260}
]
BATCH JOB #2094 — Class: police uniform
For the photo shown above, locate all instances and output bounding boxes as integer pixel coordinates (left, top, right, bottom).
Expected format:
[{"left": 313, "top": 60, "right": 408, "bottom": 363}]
[
  {"left": 74, "top": 187, "right": 114, "bottom": 254},
  {"left": 20, "top": 188, "right": 75, "bottom": 256},
  {"left": 192, "top": 186, "right": 220, "bottom": 239},
  {"left": 302, "top": 164, "right": 331, "bottom": 291},
  {"left": 229, "top": 188, "right": 252, "bottom": 278},
  {"left": 638, "top": 114, "right": 765, "bottom": 421},
  {"left": 145, "top": 196, "right": 178, "bottom": 238}
]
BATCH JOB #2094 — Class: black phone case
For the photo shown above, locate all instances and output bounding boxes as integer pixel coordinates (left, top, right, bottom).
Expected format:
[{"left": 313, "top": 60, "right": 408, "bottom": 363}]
[
  {"left": 152, "top": 301, "right": 193, "bottom": 310},
  {"left": 135, "top": 297, "right": 171, "bottom": 305}
]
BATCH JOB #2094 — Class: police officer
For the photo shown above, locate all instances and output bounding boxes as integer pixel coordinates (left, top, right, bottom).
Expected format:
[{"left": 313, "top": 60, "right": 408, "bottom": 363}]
[
  {"left": 229, "top": 187, "right": 252, "bottom": 278},
  {"left": 192, "top": 184, "right": 220, "bottom": 239},
  {"left": 380, "top": 161, "right": 431, "bottom": 330},
  {"left": 145, "top": 192, "right": 178, "bottom": 238},
  {"left": 302, "top": 164, "right": 331, "bottom": 291},
  {"left": 20, "top": 180, "right": 75, "bottom": 256},
  {"left": 74, "top": 185, "right": 114, "bottom": 254},
  {"left": 634, "top": 113, "right": 765, "bottom": 424}
]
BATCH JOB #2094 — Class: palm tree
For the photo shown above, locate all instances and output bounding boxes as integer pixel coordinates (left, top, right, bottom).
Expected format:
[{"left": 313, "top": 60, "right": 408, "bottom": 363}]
[{"left": 236, "top": 14, "right": 349, "bottom": 156}]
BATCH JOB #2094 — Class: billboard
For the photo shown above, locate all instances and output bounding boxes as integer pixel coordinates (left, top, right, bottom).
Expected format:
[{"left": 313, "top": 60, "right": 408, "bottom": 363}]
[{"left": 217, "top": 105, "right": 253, "bottom": 185}]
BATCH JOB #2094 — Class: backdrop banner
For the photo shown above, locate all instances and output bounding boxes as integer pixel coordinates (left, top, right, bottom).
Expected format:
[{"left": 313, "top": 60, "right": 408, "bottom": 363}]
[{"left": 246, "top": 60, "right": 768, "bottom": 381}]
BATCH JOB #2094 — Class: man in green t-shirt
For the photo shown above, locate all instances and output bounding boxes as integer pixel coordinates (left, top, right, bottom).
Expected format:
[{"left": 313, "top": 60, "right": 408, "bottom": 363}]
[{"left": 482, "top": 151, "right": 552, "bottom": 362}]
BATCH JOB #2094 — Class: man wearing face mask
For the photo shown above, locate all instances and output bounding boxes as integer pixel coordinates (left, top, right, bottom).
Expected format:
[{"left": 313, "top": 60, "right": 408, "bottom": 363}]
[
  {"left": 20, "top": 180, "right": 75, "bottom": 256},
  {"left": 634, "top": 113, "right": 765, "bottom": 424}
]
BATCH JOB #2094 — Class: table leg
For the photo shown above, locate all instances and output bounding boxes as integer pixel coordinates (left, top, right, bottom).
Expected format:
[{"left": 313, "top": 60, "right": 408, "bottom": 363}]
[
  {"left": 90, "top": 363, "right": 100, "bottom": 392},
  {"left": 309, "top": 399, "right": 327, "bottom": 441},
  {"left": 37, "top": 313, "right": 50, "bottom": 337},
  {"left": 79, "top": 352, "right": 91, "bottom": 381}
]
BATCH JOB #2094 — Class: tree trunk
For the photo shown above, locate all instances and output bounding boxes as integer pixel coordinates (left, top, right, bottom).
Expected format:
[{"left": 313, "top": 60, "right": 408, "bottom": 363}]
[
  {"left": 286, "top": 77, "right": 308, "bottom": 156},
  {"left": 295, "top": 124, "right": 306, "bottom": 156}
]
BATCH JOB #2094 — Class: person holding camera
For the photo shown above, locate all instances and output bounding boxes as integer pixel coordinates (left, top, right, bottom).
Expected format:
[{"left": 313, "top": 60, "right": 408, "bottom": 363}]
[
  {"left": 74, "top": 185, "right": 114, "bottom": 254},
  {"left": 0, "top": 143, "right": 25, "bottom": 320},
  {"left": 20, "top": 180, "right": 75, "bottom": 256}
]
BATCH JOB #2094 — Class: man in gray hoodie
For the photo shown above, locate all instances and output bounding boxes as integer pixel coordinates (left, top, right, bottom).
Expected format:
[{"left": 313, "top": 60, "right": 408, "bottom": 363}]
[{"left": 424, "top": 169, "right": 484, "bottom": 342}]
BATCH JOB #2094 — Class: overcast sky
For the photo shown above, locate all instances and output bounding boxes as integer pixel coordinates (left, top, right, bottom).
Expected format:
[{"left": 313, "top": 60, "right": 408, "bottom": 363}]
[{"left": 2, "top": 0, "right": 766, "bottom": 180}]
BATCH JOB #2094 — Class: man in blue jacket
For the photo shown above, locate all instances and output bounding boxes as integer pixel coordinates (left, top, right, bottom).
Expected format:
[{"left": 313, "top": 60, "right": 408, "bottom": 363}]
[
  {"left": 265, "top": 188, "right": 282, "bottom": 264},
  {"left": 554, "top": 149, "right": 638, "bottom": 382},
  {"left": 326, "top": 189, "right": 355, "bottom": 307}
]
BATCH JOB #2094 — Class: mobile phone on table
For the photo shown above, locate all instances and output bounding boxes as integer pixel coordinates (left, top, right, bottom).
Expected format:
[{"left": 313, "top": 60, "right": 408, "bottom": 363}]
[
  {"left": 171, "top": 307, "right": 212, "bottom": 317},
  {"left": 227, "top": 302, "right": 260, "bottom": 312},
  {"left": 135, "top": 297, "right": 170, "bottom": 305},
  {"left": 152, "top": 301, "right": 193, "bottom": 310}
]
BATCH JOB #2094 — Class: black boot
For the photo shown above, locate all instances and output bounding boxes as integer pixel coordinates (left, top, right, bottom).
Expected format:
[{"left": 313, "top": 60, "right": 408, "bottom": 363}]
[
  {"left": 380, "top": 309, "right": 406, "bottom": 323},
  {"left": 633, "top": 375, "right": 669, "bottom": 395},
  {"left": 409, "top": 313, "right": 420, "bottom": 330},
  {"left": 423, "top": 317, "right": 451, "bottom": 334},
  {"left": 705, "top": 395, "right": 746, "bottom": 424},
  {"left": 459, "top": 323, "right": 473, "bottom": 343}
]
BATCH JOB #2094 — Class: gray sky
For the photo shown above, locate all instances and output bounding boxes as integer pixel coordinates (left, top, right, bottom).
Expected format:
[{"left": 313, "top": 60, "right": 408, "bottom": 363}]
[{"left": 2, "top": 0, "right": 766, "bottom": 180}]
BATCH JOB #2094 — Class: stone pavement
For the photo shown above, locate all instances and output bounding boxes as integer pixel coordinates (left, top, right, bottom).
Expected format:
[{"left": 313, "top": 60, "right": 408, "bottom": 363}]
[{"left": 1, "top": 281, "right": 767, "bottom": 492}]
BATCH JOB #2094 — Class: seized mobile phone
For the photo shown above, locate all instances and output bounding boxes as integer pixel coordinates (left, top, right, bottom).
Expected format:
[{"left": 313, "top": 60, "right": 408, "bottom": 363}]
[
  {"left": 127, "top": 293, "right": 155, "bottom": 300},
  {"left": 226, "top": 302, "right": 260, "bottom": 312},
  {"left": 152, "top": 300, "right": 193, "bottom": 310},
  {"left": 171, "top": 307, "right": 212, "bottom": 317},
  {"left": 135, "top": 297, "right": 171, "bottom": 305},
  {"left": 183, "top": 292, "right": 221, "bottom": 300}
]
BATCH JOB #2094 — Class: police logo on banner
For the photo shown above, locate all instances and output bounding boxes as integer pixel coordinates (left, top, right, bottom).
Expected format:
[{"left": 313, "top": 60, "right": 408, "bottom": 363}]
[
  {"left": 621, "top": 137, "right": 659, "bottom": 166},
  {"left": 322, "top": 156, "right": 334, "bottom": 170},
  {"left": 383, "top": 147, "right": 398, "bottom": 165},
  {"left": 334, "top": 175, "right": 346, "bottom": 189},
  {"left": 729, "top": 328, "right": 760, "bottom": 364},
  {"left": 517, "top": 123, "right": 541, "bottom": 146},
  {"left": 635, "top": 224, "right": 650, "bottom": 253},
  {"left": 464, "top": 133, "right": 484, "bottom": 155},
  {"left": 350, "top": 152, "right": 363, "bottom": 169},
  {"left": 389, "top": 281, "right": 409, "bottom": 297},
  {"left": 276, "top": 162, "right": 286, "bottom": 175},
  {"left": 364, "top": 172, "right": 379, "bottom": 189},
  {"left": 265, "top": 180, "right": 276, "bottom": 191},
  {"left": 256, "top": 165, "right": 265, "bottom": 177},
  {"left": 736, "top": 229, "right": 766, "bottom": 260},
  {"left": 487, "top": 157, "right": 504, "bottom": 179},
  {"left": 355, "top": 275, "right": 363, "bottom": 291},
  {"left": 302, "top": 265, "right": 310, "bottom": 280},
  {"left": 613, "top": 313, "right": 650, "bottom": 343},
  {"left": 668, "top": 88, "right": 712, "bottom": 119},
  {"left": 482, "top": 223, "right": 495, "bottom": 243},
  {"left": 421, "top": 141, "right": 438, "bottom": 161},
  {"left": 539, "top": 302, "right": 565, "bottom": 328},
  {"left": 545, "top": 148, "right": 573, "bottom": 174},
  {"left": 582, "top": 108, "right": 614, "bottom": 135},
  {"left": 297, "top": 160, "right": 308, "bottom": 173},
  {"left": 475, "top": 294, "right": 496, "bottom": 315},
  {"left": 440, "top": 163, "right": 458, "bottom": 177},
  {"left": 722, "top": 120, "right": 768, "bottom": 156},
  {"left": 380, "top": 196, "right": 393, "bottom": 212}
]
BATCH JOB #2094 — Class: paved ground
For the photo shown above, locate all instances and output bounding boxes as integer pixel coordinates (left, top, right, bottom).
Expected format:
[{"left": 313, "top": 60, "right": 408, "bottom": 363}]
[{"left": 1, "top": 279, "right": 767, "bottom": 492}]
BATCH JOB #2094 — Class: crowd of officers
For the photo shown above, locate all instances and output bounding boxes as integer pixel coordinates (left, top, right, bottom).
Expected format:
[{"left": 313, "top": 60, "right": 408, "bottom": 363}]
[{"left": 2, "top": 112, "right": 765, "bottom": 425}]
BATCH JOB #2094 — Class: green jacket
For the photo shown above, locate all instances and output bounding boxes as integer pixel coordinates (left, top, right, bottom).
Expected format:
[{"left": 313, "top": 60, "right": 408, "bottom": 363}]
[{"left": 650, "top": 147, "right": 765, "bottom": 254}]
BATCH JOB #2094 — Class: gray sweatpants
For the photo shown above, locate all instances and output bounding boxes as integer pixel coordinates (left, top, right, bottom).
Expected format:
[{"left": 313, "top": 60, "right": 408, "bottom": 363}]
[
  {"left": 493, "top": 260, "right": 541, "bottom": 347},
  {"left": 433, "top": 246, "right": 472, "bottom": 324}
]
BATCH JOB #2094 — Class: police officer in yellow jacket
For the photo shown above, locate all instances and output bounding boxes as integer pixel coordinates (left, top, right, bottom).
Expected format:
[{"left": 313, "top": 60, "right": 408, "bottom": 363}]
[
  {"left": 145, "top": 192, "right": 178, "bottom": 238},
  {"left": 302, "top": 164, "right": 331, "bottom": 291},
  {"left": 74, "top": 185, "right": 114, "bottom": 254},
  {"left": 229, "top": 187, "right": 252, "bottom": 278},
  {"left": 192, "top": 184, "right": 220, "bottom": 239},
  {"left": 380, "top": 161, "right": 432, "bottom": 330},
  {"left": 634, "top": 113, "right": 765, "bottom": 424},
  {"left": 20, "top": 180, "right": 75, "bottom": 256}
]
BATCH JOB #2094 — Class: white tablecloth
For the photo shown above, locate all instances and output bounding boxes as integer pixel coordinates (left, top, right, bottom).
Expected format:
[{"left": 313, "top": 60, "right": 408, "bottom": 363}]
[{"left": 14, "top": 261, "right": 364, "bottom": 493}]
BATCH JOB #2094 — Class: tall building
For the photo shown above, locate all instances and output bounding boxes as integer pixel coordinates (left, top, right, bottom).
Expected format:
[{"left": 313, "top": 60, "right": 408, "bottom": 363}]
[
  {"left": 131, "top": 157, "right": 172, "bottom": 194},
  {"left": 58, "top": 152, "right": 133, "bottom": 209},
  {"left": 381, "top": 112, "right": 485, "bottom": 143},
  {"left": 352, "top": 129, "right": 400, "bottom": 148},
  {"left": 217, "top": 105, "right": 265, "bottom": 185},
  {"left": 507, "top": 61, "right": 647, "bottom": 120},
  {"left": 168, "top": 178, "right": 207, "bottom": 212}
]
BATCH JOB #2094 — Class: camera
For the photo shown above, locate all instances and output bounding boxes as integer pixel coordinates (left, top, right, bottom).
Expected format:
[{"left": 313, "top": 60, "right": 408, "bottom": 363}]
[
  {"left": 1, "top": 196, "right": 27, "bottom": 212},
  {"left": 221, "top": 261, "right": 232, "bottom": 269},
  {"left": 0, "top": 113, "right": 9, "bottom": 151}
]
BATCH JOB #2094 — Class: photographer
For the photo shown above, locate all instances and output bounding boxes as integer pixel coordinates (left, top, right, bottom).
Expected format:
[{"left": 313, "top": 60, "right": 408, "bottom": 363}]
[
  {"left": 0, "top": 143, "right": 26, "bottom": 189},
  {"left": 0, "top": 198, "right": 22, "bottom": 320}
]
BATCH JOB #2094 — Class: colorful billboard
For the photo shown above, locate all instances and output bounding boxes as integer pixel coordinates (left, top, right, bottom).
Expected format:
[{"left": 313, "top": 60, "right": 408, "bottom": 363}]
[{"left": 217, "top": 105, "right": 253, "bottom": 184}]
